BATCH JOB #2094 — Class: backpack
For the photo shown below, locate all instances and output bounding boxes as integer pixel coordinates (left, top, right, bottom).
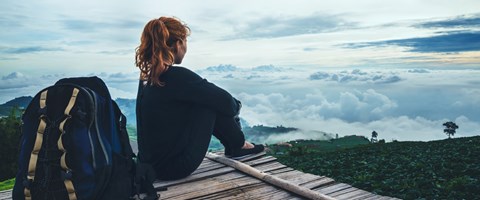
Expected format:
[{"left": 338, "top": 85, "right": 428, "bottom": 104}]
[{"left": 12, "top": 77, "right": 159, "bottom": 200}]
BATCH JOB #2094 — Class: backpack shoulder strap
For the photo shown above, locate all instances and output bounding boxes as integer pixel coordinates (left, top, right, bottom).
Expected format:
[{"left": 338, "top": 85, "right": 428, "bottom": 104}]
[
  {"left": 24, "top": 90, "right": 48, "bottom": 200},
  {"left": 57, "top": 88, "right": 80, "bottom": 200}
]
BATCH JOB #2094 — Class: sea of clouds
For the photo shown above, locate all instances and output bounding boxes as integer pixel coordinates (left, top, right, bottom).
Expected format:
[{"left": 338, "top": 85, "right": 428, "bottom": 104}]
[{"left": 1, "top": 65, "right": 479, "bottom": 142}]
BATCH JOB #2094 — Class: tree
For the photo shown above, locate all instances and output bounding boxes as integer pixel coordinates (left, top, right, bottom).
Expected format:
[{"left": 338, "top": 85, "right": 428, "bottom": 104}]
[
  {"left": 0, "top": 107, "right": 22, "bottom": 181},
  {"left": 371, "top": 131, "right": 378, "bottom": 143},
  {"left": 443, "top": 121, "right": 459, "bottom": 139}
]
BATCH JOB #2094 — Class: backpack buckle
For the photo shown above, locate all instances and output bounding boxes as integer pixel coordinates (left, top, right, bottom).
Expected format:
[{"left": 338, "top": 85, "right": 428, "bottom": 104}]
[
  {"left": 62, "top": 170, "right": 73, "bottom": 180},
  {"left": 38, "top": 107, "right": 47, "bottom": 115},
  {"left": 23, "top": 178, "right": 33, "bottom": 189}
]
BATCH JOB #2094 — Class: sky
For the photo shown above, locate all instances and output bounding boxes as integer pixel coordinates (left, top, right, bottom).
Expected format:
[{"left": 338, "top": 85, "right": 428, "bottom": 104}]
[{"left": 1, "top": 0, "right": 479, "bottom": 141}]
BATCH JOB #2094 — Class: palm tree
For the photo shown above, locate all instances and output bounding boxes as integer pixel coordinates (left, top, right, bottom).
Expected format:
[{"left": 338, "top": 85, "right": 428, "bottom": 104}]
[{"left": 443, "top": 121, "right": 459, "bottom": 139}]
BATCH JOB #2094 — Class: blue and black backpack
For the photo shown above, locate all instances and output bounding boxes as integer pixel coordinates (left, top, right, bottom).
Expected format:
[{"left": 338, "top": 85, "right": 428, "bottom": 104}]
[{"left": 12, "top": 77, "right": 159, "bottom": 200}]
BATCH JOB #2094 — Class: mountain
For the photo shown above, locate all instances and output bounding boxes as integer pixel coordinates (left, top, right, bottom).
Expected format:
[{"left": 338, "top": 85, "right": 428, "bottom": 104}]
[
  {"left": 0, "top": 95, "right": 136, "bottom": 122},
  {"left": 0, "top": 96, "right": 32, "bottom": 117},
  {"left": 115, "top": 98, "right": 137, "bottom": 125}
]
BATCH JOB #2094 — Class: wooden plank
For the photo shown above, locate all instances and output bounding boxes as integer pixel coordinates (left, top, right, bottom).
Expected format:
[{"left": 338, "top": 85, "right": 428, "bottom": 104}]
[
  {"left": 253, "top": 162, "right": 288, "bottom": 173},
  {"left": 328, "top": 187, "right": 359, "bottom": 197},
  {"left": 268, "top": 167, "right": 296, "bottom": 175},
  {"left": 363, "top": 195, "right": 388, "bottom": 200},
  {"left": 300, "top": 177, "right": 334, "bottom": 189},
  {"left": 274, "top": 170, "right": 305, "bottom": 180},
  {"left": 206, "top": 153, "right": 335, "bottom": 200},
  {"left": 282, "top": 173, "right": 321, "bottom": 185},
  {"left": 266, "top": 189, "right": 302, "bottom": 199},
  {"left": 198, "top": 182, "right": 288, "bottom": 200},
  {"left": 315, "top": 183, "right": 352, "bottom": 195},
  {"left": 154, "top": 166, "right": 235, "bottom": 188},
  {"left": 159, "top": 171, "right": 250, "bottom": 198},
  {"left": 0, "top": 190, "right": 12, "bottom": 200},
  {"left": 333, "top": 189, "right": 375, "bottom": 200},
  {"left": 244, "top": 156, "right": 277, "bottom": 166},
  {"left": 0, "top": 190, "right": 11, "bottom": 194},
  {"left": 155, "top": 154, "right": 278, "bottom": 188},
  {"left": 160, "top": 175, "right": 263, "bottom": 199},
  {"left": 236, "top": 152, "right": 267, "bottom": 162},
  {"left": 194, "top": 182, "right": 265, "bottom": 200},
  {"left": 350, "top": 192, "right": 378, "bottom": 200},
  {"left": 192, "top": 163, "right": 228, "bottom": 174}
]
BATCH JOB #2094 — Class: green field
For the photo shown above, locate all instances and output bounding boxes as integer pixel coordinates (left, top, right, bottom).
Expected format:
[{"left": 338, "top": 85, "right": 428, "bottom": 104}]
[
  {"left": 271, "top": 136, "right": 480, "bottom": 199},
  {"left": 0, "top": 178, "right": 14, "bottom": 191}
]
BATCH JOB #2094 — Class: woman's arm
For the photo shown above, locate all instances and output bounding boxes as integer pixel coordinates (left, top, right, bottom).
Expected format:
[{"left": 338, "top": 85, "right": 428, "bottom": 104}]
[{"left": 171, "top": 73, "right": 240, "bottom": 117}]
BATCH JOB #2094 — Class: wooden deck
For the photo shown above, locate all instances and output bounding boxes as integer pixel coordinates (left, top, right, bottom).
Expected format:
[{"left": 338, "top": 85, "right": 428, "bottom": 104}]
[{"left": 0, "top": 152, "right": 400, "bottom": 199}]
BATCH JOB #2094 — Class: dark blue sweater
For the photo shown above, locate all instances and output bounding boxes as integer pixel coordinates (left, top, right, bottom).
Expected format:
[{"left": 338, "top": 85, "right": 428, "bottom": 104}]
[{"left": 136, "top": 66, "right": 240, "bottom": 168}]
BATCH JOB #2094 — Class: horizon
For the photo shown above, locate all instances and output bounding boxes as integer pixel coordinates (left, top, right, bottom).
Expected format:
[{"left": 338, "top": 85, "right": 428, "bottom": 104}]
[{"left": 1, "top": 0, "right": 479, "bottom": 142}]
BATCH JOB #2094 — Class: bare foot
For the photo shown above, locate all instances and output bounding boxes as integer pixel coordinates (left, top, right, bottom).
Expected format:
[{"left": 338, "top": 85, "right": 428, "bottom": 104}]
[{"left": 242, "top": 141, "right": 255, "bottom": 149}]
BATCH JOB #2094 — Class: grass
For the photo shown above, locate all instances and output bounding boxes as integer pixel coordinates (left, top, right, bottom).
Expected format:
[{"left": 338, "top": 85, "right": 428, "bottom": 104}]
[
  {"left": 271, "top": 136, "right": 480, "bottom": 199},
  {"left": 0, "top": 178, "right": 15, "bottom": 191}
]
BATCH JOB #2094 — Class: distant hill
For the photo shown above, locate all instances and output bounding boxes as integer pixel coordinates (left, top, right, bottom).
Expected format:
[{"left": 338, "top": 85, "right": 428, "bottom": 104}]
[
  {"left": 0, "top": 96, "right": 32, "bottom": 117},
  {"left": 0, "top": 96, "right": 136, "bottom": 121},
  {"left": 115, "top": 98, "right": 136, "bottom": 125}
]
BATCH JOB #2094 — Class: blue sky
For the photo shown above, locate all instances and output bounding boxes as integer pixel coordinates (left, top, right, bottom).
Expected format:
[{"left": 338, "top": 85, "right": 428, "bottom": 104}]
[{"left": 1, "top": 0, "right": 479, "bottom": 141}]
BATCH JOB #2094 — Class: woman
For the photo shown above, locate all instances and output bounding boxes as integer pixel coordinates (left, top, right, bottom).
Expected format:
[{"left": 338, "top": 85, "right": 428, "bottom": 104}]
[{"left": 135, "top": 17, "right": 264, "bottom": 180}]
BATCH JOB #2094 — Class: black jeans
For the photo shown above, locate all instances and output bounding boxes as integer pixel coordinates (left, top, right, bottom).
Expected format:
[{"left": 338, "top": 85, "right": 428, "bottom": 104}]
[{"left": 155, "top": 106, "right": 245, "bottom": 180}]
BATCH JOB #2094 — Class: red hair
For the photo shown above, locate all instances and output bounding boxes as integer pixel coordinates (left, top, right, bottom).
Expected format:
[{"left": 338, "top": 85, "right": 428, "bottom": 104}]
[{"left": 135, "top": 17, "right": 190, "bottom": 86}]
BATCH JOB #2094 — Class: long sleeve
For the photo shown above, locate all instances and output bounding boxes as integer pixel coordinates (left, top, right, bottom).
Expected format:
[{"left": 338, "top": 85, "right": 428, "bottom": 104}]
[
  {"left": 173, "top": 77, "right": 240, "bottom": 117},
  {"left": 165, "top": 67, "right": 240, "bottom": 117}
]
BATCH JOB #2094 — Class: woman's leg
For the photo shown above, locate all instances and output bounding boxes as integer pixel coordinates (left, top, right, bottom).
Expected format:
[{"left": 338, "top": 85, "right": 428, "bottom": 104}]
[
  {"left": 157, "top": 106, "right": 215, "bottom": 180},
  {"left": 213, "top": 115, "right": 264, "bottom": 158},
  {"left": 212, "top": 115, "right": 246, "bottom": 152}
]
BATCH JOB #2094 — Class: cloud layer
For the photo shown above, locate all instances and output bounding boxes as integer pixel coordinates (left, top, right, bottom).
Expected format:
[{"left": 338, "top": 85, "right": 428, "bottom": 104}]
[
  {"left": 346, "top": 32, "right": 480, "bottom": 53},
  {"left": 228, "top": 13, "right": 356, "bottom": 39},
  {"left": 1, "top": 66, "right": 479, "bottom": 142}
]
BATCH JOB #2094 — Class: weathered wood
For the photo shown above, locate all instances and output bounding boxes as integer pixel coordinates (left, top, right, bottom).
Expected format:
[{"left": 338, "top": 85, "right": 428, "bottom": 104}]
[
  {"left": 268, "top": 167, "right": 296, "bottom": 175},
  {"left": 300, "top": 177, "right": 335, "bottom": 189},
  {"left": 155, "top": 153, "right": 280, "bottom": 189},
  {"left": 0, "top": 190, "right": 13, "bottom": 200},
  {"left": 350, "top": 192, "right": 378, "bottom": 200},
  {"left": 0, "top": 151, "right": 399, "bottom": 200},
  {"left": 154, "top": 165, "right": 235, "bottom": 188},
  {"left": 333, "top": 188, "right": 374, "bottom": 200},
  {"left": 161, "top": 174, "right": 263, "bottom": 199},
  {"left": 329, "top": 187, "right": 359, "bottom": 197},
  {"left": 363, "top": 195, "right": 389, "bottom": 200},
  {"left": 206, "top": 153, "right": 336, "bottom": 200},
  {"left": 315, "top": 183, "right": 352, "bottom": 195}
]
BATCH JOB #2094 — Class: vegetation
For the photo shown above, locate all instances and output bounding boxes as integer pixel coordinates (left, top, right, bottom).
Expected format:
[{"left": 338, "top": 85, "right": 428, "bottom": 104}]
[
  {"left": 443, "top": 121, "right": 459, "bottom": 138},
  {"left": 272, "top": 136, "right": 480, "bottom": 199},
  {"left": 371, "top": 131, "right": 378, "bottom": 143},
  {"left": 0, "top": 107, "right": 22, "bottom": 182},
  {"left": 0, "top": 178, "right": 15, "bottom": 191},
  {"left": 0, "top": 96, "right": 32, "bottom": 117}
]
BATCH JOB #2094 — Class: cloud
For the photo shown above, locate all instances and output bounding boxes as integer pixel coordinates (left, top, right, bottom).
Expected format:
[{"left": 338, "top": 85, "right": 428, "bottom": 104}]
[
  {"left": 344, "top": 31, "right": 480, "bottom": 53},
  {"left": 202, "top": 64, "right": 238, "bottom": 73},
  {"left": 415, "top": 14, "right": 480, "bottom": 29},
  {"left": 2, "top": 72, "right": 26, "bottom": 80},
  {"left": 252, "top": 64, "right": 281, "bottom": 72},
  {"left": 264, "top": 130, "right": 333, "bottom": 144},
  {"left": 0, "top": 71, "right": 139, "bottom": 103},
  {"left": 303, "top": 47, "right": 319, "bottom": 52},
  {"left": 228, "top": 13, "right": 356, "bottom": 39},
  {"left": 309, "top": 69, "right": 402, "bottom": 84},
  {"left": 237, "top": 89, "right": 397, "bottom": 124},
  {"left": 61, "top": 19, "right": 143, "bottom": 32},
  {"left": 408, "top": 69, "right": 430, "bottom": 73},
  {"left": 237, "top": 90, "right": 479, "bottom": 141},
  {"left": 0, "top": 72, "right": 31, "bottom": 89},
  {"left": 2, "top": 46, "right": 64, "bottom": 54}
]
